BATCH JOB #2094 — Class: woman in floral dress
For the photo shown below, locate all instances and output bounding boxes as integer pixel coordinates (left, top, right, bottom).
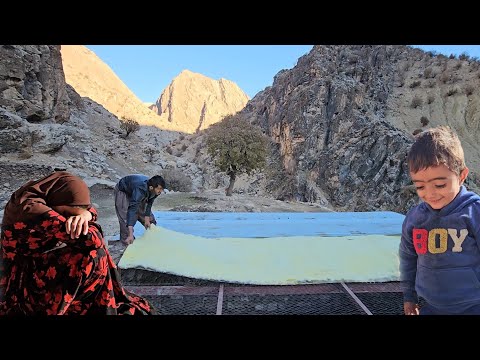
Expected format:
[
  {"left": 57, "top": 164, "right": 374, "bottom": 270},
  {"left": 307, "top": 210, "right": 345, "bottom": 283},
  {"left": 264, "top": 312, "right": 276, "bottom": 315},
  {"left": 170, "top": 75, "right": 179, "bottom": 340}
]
[{"left": 0, "top": 171, "right": 157, "bottom": 315}]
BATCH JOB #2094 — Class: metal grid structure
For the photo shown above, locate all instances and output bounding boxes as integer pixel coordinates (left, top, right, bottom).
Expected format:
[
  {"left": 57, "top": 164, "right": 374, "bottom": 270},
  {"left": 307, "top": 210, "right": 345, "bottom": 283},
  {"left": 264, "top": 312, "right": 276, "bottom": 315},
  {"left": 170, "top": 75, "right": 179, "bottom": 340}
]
[
  {"left": 222, "top": 285, "right": 365, "bottom": 315},
  {"left": 122, "top": 269, "right": 410, "bottom": 315}
]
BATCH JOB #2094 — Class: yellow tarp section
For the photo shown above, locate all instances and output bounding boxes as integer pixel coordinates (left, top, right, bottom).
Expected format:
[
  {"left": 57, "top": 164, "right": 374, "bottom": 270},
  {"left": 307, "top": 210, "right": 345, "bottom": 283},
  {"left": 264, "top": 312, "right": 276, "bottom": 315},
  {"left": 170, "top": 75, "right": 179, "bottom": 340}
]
[{"left": 118, "top": 225, "right": 401, "bottom": 285}]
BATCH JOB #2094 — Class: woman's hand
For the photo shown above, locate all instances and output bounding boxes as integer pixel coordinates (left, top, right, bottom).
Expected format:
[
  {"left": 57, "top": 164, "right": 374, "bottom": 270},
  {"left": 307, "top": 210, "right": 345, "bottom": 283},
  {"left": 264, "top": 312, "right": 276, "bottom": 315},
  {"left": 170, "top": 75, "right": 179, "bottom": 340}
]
[
  {"left": 65, "top": 209, "right": 93, "bottom": 239},
  {"left": 52, "top": 205, "right": 93, "bottom": 239}
]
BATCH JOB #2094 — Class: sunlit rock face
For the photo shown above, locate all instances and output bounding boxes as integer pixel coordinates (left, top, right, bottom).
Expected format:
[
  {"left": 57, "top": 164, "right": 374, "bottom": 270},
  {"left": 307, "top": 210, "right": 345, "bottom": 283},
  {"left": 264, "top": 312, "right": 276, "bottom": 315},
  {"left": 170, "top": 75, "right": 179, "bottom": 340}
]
[{"left": 240, "top": 45, "right": 480, "bottom": 213}]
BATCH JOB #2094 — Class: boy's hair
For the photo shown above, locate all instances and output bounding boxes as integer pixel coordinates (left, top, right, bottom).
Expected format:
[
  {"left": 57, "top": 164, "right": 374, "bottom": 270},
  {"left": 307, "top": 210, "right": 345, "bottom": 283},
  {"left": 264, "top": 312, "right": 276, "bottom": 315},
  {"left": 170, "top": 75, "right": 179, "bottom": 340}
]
[
  {"left": 148, "top": 175, "right": 166, "bottom": 189},
  {"left": 408, "top": 125, "right": 466, "bottom": 175}
]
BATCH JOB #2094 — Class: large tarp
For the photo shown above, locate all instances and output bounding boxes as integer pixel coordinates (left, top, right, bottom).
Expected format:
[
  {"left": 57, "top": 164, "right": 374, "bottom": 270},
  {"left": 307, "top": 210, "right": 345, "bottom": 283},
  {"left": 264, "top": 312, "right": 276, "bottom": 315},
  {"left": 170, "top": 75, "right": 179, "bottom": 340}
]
[{"left": 117, "top": 211, "right": 403, "bottom": 285}]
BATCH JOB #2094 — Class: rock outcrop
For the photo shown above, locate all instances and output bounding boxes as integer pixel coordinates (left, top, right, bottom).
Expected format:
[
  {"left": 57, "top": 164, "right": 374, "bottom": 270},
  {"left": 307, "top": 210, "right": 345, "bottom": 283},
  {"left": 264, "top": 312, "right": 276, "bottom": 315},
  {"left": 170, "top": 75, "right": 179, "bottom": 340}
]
[
  {"left": 154, "top": 70, "right": 249, "bottom": 133},
  {"left": 0, "top": 45, "right": 76, "bottom": 159},
  {"left": 0, "top": 45, "right": 70, "bottom": 124}
]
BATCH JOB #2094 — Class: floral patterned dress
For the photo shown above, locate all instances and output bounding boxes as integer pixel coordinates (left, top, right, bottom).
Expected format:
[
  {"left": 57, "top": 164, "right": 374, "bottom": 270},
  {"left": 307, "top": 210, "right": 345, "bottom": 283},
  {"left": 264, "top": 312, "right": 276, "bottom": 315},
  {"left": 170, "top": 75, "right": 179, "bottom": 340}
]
[{"left": 0, "top": 207, "right": 157, "bottom": 315}]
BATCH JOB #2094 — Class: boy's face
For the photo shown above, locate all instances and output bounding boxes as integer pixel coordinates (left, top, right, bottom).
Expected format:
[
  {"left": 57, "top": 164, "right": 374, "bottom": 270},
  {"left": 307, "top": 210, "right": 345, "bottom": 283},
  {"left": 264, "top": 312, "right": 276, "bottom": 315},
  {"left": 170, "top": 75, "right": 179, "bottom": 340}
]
[{"left": 410, "top": 164, "right": 469, "bottom": 210}]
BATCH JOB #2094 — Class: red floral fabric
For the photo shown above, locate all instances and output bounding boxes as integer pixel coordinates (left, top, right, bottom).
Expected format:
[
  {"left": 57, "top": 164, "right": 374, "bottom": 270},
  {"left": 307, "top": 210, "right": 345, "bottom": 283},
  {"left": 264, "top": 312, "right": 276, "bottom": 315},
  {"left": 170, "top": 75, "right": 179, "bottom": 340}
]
[{"left": 0, "top": 207, "right": 157, "bottom": 315}]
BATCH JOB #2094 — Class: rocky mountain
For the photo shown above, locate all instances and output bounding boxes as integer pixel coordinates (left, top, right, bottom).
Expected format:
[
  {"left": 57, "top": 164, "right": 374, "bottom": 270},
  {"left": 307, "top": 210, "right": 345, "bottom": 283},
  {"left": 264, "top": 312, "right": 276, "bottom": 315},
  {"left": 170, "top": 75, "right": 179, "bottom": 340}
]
[
  {"left": 0, "top": 45, "right": 200, "bottom": 210},
  {"left": 171, "top": 45, "right": 480, "bottom": 213},
  {"left": 60, "top": 46, "right": 248, "bottom": 133},
  {"left": 237, "top": 45, "right": 480, "bottom": 212},
  {"left": 1, "top": 44, "right": 480, "bottom": 216},
  {"left": 153, "top": 69, "right": 249, "bottom": 133},
  {"left": 60, "top": 45, "right": 167, "bottom": 127}
]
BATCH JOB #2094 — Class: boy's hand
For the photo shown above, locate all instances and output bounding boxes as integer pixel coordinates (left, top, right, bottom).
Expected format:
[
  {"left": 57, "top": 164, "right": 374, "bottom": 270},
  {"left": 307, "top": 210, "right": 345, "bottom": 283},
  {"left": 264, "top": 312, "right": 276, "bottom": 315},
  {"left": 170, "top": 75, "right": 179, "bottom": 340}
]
[{"left": 404, "top": 301, "right": 419, "bottom": 315}]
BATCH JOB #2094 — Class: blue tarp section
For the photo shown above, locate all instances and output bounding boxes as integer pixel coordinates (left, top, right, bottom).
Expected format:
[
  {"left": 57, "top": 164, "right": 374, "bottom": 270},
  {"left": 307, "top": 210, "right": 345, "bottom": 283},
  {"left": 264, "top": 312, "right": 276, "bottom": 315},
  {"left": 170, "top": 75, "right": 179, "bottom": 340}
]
[{"left": 133, "top": 211, "right": 405, "bottom": 238}]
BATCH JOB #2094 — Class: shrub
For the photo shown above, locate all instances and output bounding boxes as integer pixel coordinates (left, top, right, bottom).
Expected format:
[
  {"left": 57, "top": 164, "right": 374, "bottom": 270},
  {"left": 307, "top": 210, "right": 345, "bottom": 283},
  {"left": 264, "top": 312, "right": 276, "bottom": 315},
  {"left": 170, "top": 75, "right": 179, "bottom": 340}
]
[
  {"left": 119, "top": 117, "right": 140, "bottom": 138},
  {"left": 160, "top": 168, "right": 192, "bottom": 192},
  {"left": 409, "top": 80, "right": 421, "bottom": 88},
  {"left": 423, "top": 67, "right": 435, "bottom": 79},
  {"left": 464, "top": 84, "right": 475, "bottom": 96},
  {"left": 411, "top": 95, "right": 423, "bottom": 109},
  {"left": 144, "top": 147, "right": 155, "bottom": 162},
  {"left": 420, "top": 116, "right": 429, "bottom": 127},
  {"left": 439, "top": 72, "right": 450, "bottom": 84},
  {"left": 446, "top": 88, "right": 458, "bottom": 97}
]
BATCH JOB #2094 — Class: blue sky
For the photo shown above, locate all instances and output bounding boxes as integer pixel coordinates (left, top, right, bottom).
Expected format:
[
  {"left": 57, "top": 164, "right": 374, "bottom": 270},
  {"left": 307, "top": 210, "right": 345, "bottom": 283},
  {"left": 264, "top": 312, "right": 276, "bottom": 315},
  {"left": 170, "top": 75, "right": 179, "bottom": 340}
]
[{"left": 86, "top": 45, "right": 480, "bottom": 104}]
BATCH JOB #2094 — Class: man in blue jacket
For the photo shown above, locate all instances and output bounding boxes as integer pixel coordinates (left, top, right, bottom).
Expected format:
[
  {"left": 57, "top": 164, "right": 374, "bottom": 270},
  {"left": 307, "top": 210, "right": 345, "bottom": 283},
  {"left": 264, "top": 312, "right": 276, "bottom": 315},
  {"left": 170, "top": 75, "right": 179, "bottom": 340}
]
[{"left": 114, "top": 174, "right": 166, "bottom": 245}]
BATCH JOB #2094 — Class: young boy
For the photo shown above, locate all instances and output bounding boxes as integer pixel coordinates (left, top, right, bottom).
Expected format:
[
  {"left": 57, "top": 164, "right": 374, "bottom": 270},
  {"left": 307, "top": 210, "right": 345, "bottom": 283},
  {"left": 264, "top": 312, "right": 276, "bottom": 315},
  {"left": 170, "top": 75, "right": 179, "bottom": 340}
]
[{"left": 399, "top": 126, "right": 480, "bottom": 315}]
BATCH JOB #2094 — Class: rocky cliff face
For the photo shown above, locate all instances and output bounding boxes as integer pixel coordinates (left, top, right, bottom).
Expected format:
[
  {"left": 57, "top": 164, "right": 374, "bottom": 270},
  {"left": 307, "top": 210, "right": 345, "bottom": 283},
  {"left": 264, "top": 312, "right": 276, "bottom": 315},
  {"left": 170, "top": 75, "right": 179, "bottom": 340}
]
[
  {"left": 0, "top": 45, "right": 74, "bottom": 158},
  {"left": 154, "top": 70, "right": 249, "bottom": 133},
  {"left": 0, "top": 45, "right": 70, "bottom": 124},
  {"left": 233, "top": 45, "right": 480, "bottom": 212}
]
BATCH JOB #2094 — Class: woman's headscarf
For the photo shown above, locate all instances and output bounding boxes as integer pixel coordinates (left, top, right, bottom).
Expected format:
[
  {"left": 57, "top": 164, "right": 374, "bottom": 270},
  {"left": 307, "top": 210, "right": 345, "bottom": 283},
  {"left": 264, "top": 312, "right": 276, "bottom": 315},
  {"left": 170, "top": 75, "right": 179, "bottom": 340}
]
[{"left": 1, "top": 171, "right": 91, "bottom": 226}]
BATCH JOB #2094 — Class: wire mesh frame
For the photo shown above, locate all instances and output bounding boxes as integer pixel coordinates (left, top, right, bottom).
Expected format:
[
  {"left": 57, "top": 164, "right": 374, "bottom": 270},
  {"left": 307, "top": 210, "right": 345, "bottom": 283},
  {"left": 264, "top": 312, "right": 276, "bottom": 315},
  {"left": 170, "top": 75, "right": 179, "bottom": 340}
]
[{"left": 125, "top": 281, "right": 406, "bottom": 315}]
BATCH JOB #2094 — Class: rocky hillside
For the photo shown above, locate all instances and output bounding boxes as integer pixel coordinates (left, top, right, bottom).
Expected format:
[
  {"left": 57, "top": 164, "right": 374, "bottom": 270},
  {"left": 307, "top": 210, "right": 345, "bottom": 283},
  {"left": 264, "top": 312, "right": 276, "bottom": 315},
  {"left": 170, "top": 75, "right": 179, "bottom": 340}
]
[
  {"left": 61, "top": 46, "right": 248, "bottom": 133},
  {"left": 0, "top": 45, "right": 201, "bottom": 210},
  {"left": 172, "top": 46, "right": 480, "bottom": 213},
  {"left": 237, "top": 45, "right": 480, "bottom": 212}
]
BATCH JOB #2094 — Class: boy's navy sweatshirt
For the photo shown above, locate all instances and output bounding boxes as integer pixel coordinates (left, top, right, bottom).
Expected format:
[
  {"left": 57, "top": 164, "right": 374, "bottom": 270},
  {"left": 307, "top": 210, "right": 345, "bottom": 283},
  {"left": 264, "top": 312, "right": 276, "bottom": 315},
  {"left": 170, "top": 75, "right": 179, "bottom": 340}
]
[{"left": 399, "top": 185, "right": 480, "bottom": 313}]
